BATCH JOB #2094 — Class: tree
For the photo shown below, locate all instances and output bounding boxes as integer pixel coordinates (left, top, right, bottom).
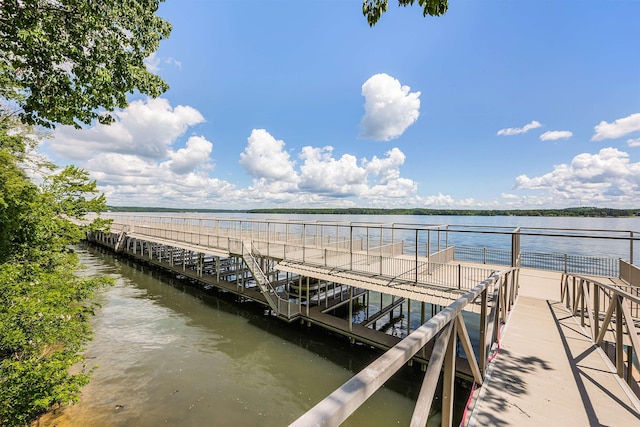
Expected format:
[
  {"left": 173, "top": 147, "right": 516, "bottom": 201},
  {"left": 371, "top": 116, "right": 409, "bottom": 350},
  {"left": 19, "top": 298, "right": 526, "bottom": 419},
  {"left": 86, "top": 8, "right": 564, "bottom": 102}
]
[
  {"left": 0, "top": 111, "right": 111, "bottom": 426},
  {"left": 363, "top": 0, "right": 449, "bottom": 26},
  {"left": 0, "top": 0, "right": 171, "bottom": 128},
  {"left": 0, "top": 2, "right": 169, "bottom": 423}
]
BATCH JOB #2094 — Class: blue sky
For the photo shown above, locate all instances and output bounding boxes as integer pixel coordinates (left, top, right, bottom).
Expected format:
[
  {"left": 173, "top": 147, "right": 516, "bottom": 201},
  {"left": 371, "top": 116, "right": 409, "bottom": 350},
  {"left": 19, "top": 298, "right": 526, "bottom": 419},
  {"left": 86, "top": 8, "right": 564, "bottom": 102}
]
[{"left": 43, "top": 0, "right": 640, "bottom": 209}]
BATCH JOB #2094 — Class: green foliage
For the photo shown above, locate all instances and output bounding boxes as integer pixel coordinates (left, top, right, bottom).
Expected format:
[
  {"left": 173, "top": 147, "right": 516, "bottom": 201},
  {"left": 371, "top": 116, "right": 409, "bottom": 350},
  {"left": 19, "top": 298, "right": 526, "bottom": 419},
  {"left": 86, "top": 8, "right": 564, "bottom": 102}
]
[
  {"left": 0, "top": 258, "right": 108, "bottom": 427},
  {"left": 0, "top": 2, "right": 167, "bottom": 422},
  {"left": 363, "top": 0, "right": 449, "bottom": 26},
  {"left": 0, "top": 111, "right": 43, "bottom": 261},
  {"left": 0, "top": 0, "right": 171, "bottom": 128},
  {"left": 0, "top": 114, "right": 111, "bottom": 426}
]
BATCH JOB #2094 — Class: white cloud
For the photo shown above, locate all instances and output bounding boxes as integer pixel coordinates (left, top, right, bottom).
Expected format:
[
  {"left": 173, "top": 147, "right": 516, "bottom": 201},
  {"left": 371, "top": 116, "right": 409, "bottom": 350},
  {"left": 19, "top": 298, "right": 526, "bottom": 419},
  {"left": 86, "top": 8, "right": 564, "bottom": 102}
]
[
  {"left": 592, "top": 112, "right": 640, "bottom": 141},
  {"left": 296, "top": 146, "right": 418, "bottom": 200},
  {"left": 497, "top": 120, "right": 542, "bottom": 136},
  {"left": 298, "top": 146, "right": 368, "bottom": 196},
  {"left": 236, "top": 129, "right": 419, "bottom": 203},
  {"left": 48, "top": 98, "right": 205, "bottom": 160},
  {"left": 500, "top": 193, "right": 520, "bottom": 200},
  {"left": 540, "top": 130, "right": 573, "bottom": 141},
  {"left": 164, "top": 57, "right": 182, "bottom": 70},
  {"left": 514, "top": 147, "right": 640, "bottom": 205},
  {"left": 627, "top": 138, "right": 640, "bottom": 147},
  {"left": 144, "top": 52, "right": 161, "bottom": 73},
  {"left": 86, "top": 154, "right": 164, "bottom": 186},
  {"left": 88, "top": 152, "right": 239, "bottom": 208},
  {"left": 239, "top": 129, "right": 298, "bottom": 182},
  {"left": 165, "top": 136, "right": 213, "bottom": 175},
  {"left": 359, "top": 73, "right": 421, "bottom": 141},
  {"left": 364, "top": 147, "right": 406, "bottom": 183},
  {"left": 47, "top": 114, "right": 425, "bottom": 209},
  {"left": 367, "top": 177, "right": 418, "bottom": 200},
  {"left": 422, "top": 192, "right": 455, "bottom": 206},
  {"left": 144, "top": 52, "right": 182, "bottom": 72}
]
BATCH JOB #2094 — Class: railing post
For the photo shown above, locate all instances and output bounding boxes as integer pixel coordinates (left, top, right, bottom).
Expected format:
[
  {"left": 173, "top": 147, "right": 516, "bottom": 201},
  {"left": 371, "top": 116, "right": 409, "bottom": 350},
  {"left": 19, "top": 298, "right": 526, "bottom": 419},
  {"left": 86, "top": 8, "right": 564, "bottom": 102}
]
[
  {"left": 442, "top": 320, "right": 457, "bottom": 427},
  {"left": 350, "top": 225, "right": 353, "bottom": 271},
  {"left": 445, "top": 226, "right": 449, "bottom": 249},
  {"left": 415, "top": 229, "right": 419, "bottom": 284},
  {"left": 366, "top": 226, "right": 369, "bottom": 257},
  {"left": 266, "top": 222, "right": 270, "bottom": 257},
  {"left": 616, "top": 296, "right": 624, "bottom": 378},
  {"left": 593, "top": 283, "right": 600, "bottom": 339},
  {"left": 479, "top": 288, "right": 488, "bottom": 376},
  {"left": 511, "top": 227, "right": 520, "bottom": 268},
  {"left": 391, "top": 226, "right": 395, "bottom": 256},
  {"left": 631, "top": 231, "right": 634, "bottom": 265},
  {"left": 580, "top": 279, "right": 585, "bottom": 326}
]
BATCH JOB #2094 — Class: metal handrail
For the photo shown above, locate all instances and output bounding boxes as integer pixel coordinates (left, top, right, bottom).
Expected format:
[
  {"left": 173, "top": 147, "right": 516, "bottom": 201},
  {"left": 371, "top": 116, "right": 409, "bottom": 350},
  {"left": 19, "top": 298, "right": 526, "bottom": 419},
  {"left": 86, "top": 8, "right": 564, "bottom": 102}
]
[
  {"left": 239, "top": 240, "right": 299, "bottom": 318},
  {"left": 290, "top": 267, "right": 519, "bottom": 427},
  {"left": 561, "top": 273, "right": 640, "bottom": 388}
]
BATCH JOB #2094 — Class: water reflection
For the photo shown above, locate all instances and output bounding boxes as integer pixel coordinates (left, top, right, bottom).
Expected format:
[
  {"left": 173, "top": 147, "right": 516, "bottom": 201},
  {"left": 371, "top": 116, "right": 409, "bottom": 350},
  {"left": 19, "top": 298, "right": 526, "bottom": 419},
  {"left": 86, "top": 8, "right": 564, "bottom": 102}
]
[{"left": 39, "top": 245, "right": 425, "bottom": 427}]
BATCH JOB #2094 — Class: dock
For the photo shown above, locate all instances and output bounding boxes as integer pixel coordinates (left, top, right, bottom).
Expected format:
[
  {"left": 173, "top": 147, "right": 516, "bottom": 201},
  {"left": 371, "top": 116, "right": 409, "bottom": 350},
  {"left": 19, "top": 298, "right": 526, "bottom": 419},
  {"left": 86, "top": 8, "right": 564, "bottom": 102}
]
[
  {"left": 82, "top": 214, "right": 640, "bottom": 426},
  {"left": 467, "top": 268, "right": 640, "bottom": 426}
]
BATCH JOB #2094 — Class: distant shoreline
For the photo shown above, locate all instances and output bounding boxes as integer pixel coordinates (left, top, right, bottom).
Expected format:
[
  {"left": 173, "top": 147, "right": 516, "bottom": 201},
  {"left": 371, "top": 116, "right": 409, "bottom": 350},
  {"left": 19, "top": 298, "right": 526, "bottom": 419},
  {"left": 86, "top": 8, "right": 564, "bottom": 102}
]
[{"left": 105, "top": 206, "right": 640, "bottom": 218}]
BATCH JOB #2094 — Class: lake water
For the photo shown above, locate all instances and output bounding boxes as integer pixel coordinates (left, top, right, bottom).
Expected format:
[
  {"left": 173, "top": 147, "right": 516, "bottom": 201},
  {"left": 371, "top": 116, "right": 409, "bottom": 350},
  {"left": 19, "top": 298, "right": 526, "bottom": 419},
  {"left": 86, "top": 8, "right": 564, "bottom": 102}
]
[
  {"left": 39, "top": 245, "right": 435, "bottom": 427},
  {"left": 38, "top": 215, "right": 637, "bottom": 426},
  {"left": 113, "top": 212, "right": 638, "bottom": 259}
]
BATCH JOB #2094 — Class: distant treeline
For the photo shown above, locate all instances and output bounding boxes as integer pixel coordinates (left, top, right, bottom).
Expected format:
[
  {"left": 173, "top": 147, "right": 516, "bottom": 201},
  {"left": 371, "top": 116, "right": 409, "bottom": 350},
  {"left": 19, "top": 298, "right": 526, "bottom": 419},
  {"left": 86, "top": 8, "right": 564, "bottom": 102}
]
[
  {"left": 106, "top": 206, "right": 640, "bottom": 217},
  {"left": 107, "top": 206, "right": 244, "bottom": 213}
]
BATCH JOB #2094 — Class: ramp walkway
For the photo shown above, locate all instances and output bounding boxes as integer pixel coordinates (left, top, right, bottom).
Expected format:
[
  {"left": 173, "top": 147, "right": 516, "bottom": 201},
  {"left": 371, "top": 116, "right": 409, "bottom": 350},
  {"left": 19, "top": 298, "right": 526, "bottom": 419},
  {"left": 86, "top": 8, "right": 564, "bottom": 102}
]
[{"left": 467, "top": 268, "right": 640, "bottom": 426}]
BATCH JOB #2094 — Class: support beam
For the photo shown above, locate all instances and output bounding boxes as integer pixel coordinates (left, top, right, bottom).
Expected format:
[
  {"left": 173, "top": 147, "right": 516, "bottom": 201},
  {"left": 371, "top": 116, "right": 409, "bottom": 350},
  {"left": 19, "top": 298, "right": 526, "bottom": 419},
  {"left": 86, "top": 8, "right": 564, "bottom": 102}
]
[{"left": 410, "top": 323, "right": 454, "bottom": 427}]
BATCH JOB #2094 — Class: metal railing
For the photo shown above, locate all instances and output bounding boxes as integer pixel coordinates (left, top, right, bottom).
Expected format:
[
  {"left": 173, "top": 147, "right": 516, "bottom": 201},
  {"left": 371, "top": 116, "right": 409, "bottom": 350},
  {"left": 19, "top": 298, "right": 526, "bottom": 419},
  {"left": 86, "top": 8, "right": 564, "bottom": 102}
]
[
  {"left": 113, "top": 220, "right": 492, "bottom": 291},
  {"left": 454, "top": 246, "right": 513, "bottom": 266},
  {"left": 455, "top": 245, "right": 620, "bottom": 277},
  {"left": 103, "top": 215, "right": 636, "bottom": 289},
  {"left": 290, "top": 267, "right": 519, "bottom": 427},
  {"left": 101, "top": 213, "right": 640, "bottom": 285},
  {"left": 237, "top": 240, "right": 300, "bottom": 319},
  {"left": 561, "top": 273, "right": 640, "bottom": 388}
]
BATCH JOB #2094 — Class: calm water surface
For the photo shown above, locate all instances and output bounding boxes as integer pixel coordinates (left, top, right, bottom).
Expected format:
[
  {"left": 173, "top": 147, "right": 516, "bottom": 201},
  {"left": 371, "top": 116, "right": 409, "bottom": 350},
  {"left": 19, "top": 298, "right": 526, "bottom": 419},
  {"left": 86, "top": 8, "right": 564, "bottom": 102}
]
[{"left": 41, "top": 245, "right": 434, "bottom": 427}]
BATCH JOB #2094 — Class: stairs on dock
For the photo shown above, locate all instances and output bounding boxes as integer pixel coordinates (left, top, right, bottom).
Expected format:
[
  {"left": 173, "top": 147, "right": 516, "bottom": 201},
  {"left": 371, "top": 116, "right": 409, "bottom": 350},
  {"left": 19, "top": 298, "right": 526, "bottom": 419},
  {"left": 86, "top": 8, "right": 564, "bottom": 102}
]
[{"left": 240, "top": 241, "right": 300, "bottom": 320}]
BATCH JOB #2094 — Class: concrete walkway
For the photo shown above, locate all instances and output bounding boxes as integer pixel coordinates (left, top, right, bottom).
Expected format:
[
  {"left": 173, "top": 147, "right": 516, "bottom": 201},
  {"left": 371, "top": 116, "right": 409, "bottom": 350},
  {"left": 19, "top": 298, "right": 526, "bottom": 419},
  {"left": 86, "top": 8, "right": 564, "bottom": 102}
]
[{"left": 467, "top": 269, "right": 640, "bottom": 426}]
